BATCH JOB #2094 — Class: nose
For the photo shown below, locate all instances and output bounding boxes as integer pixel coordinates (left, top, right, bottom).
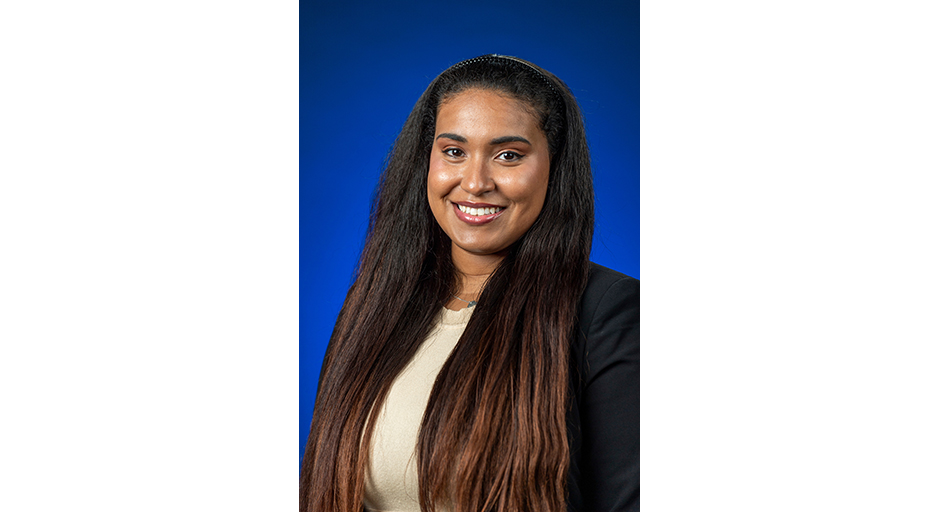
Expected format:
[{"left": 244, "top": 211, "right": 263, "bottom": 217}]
[{"left": 460, "top": 157, "right": 495, "bottom": 196}]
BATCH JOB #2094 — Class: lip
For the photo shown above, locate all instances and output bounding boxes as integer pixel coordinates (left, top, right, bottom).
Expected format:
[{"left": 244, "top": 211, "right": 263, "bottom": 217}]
[
  {"left": 454, "top": 201, "right": 503, "bottom": 208},
  {"left": 451, "top": 202, "right": 505, "bottom": 225}
]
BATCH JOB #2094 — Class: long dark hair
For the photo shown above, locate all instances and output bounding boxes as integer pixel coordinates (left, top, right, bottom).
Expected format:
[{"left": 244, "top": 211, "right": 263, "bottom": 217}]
[{"left": 300, "top": 55, "right": 594, "bottom": 512}]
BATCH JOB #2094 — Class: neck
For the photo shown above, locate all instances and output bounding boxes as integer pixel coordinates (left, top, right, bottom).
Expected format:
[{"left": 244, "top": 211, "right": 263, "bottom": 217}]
[{"left": 449, "top": 244, "right": 506, "bottom": 306}]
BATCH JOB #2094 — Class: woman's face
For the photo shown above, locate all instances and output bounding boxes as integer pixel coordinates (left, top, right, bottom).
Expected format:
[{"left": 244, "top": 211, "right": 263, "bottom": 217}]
[{"left": 428, "top": 88, "right": 550, "bottom": 261}]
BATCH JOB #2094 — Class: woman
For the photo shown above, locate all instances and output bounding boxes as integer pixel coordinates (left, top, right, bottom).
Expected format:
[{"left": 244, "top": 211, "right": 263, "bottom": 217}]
[{"left": 301, "top": 55, "right": 639, "bottom": 512}]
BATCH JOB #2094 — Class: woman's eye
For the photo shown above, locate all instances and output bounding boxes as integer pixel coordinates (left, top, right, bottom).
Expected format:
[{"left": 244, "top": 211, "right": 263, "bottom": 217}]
[
  {"left": 443, "top": 148, "right": 465, "bottom": 158},
  {"left": 498, "top": 151, "right": 523, "bottom": 162}
]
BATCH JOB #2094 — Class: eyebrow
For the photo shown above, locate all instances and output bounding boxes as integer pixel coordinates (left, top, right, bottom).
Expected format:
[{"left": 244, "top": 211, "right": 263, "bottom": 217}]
[
  {"left": 489, "top": 135, "right": 531, "bottom": 146},
  {"left": 435, "top": 133, "right": 532, "bottom": 146},
  {"left": 436, "top": 133, "right": 467, "bottom": 143}
]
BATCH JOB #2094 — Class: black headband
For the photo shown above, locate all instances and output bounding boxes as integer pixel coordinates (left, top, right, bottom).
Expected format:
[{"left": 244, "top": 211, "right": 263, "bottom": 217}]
[{"left": 448, "top": 54, "right": 560, "bottom": 99}]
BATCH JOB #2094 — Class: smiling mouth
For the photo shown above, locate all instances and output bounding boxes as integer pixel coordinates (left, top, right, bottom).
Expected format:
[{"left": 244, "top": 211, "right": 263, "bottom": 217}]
[{"left": 456, "top": 204, "right": 505, "bottom": 216}]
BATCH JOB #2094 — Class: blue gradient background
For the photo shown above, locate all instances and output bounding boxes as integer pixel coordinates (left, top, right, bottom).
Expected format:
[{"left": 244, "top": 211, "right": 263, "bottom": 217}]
[{"left": 300, "top": 0, "right": 639, "bottom": 465}]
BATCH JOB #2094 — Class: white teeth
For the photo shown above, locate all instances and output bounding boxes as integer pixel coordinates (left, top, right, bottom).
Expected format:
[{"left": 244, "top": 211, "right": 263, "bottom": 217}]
[{"left": 457, "top": 204, "right": 503, "bottom": 216}]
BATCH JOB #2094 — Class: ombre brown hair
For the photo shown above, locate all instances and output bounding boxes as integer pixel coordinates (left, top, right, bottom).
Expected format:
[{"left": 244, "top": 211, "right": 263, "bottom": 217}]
[{"left": 300, "top": 55, "right": 594, "bottom": 512}]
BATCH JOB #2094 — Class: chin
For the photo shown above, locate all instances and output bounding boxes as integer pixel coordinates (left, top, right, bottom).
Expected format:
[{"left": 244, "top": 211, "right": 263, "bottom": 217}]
[{"left": 456, "top": 243, "right": 510, "bottom": 256}]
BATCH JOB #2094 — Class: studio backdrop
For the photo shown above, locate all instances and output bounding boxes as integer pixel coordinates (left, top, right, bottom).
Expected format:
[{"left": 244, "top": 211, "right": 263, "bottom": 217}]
[{"left": 299, "top": 0, "right": 639, "bottom": 466}]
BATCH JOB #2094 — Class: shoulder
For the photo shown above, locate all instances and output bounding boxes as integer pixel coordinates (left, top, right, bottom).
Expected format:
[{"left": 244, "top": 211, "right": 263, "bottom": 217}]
[
  {"left": 572, "top": 263, "right": 640, "bottom": 382},
  {"left": 578, "top": 262, "right": 640, "bottom": 329}
]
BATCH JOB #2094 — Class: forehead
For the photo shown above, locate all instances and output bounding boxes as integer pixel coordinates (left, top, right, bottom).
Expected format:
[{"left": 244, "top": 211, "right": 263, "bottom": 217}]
[{"left": 435, "top": 89, "right": 542, "bottom": 139}]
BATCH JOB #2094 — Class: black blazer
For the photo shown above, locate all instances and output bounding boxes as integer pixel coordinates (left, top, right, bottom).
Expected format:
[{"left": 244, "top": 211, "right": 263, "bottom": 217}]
[{"left": 567, "top": 263, "right": 640, "bottom": 511}]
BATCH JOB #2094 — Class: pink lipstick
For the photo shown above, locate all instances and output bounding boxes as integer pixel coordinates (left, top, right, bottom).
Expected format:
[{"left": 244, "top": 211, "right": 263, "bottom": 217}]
[{"left": 452, "top": 201, "right": 505, "bottom": 225}]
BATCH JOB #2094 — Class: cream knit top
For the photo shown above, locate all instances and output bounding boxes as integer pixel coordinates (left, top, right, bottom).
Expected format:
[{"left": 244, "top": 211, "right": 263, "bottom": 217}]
[{"left": 362, "top": 306, "right": 473, "bottom": 512}]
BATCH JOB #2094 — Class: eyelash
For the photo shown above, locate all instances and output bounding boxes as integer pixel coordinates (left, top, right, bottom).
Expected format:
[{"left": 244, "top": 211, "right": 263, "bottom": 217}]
[{"left": 442, "top": 148, "right": 525, "bottom": 162}]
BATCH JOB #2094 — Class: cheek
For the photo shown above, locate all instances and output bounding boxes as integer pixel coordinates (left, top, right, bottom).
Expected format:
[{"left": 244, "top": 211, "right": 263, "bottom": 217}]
[
  {"left": 506, "top": 164, "right": 550, "bottom": 208},
  {"left": 427, "top": 155, "right": 453, "bottom": 198}
]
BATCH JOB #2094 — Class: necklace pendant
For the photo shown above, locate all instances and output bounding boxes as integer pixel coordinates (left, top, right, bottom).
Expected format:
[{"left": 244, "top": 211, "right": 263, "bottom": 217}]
[{"left": 451, "top": 294, "right": 477, "bottom": 308}]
